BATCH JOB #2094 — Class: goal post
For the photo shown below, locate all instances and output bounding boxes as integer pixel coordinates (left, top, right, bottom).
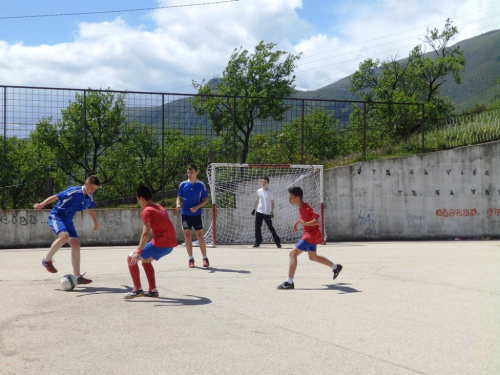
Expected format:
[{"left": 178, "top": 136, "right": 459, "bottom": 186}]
[{"left": 204, "top": 163, "right": 325, "bottom": 246}]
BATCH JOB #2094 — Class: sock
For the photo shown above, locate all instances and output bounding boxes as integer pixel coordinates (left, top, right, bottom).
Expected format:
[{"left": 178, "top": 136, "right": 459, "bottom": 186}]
[
  {"left": 142, "top": 262, "right": 156, "bottom": 291},
  {"left": 203, "top": 256, "right": 208, "bottom": 259},
  {"left": 332, "top": 263, "right": 337, "bottom": 271},
  {"left": 286, "top": 277, "right": 293, "bottom": 284},
  {"left": 127, "top": 256, "right": 142, "bottom": 290},
  {"left": 189, "top": 256, "right": 194, "bottom": 260}
]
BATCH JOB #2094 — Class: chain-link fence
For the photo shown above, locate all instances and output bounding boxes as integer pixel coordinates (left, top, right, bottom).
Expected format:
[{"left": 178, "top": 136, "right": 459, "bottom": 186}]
[{"left": 1, "top": 85, "right": 429, "bottom": 209}]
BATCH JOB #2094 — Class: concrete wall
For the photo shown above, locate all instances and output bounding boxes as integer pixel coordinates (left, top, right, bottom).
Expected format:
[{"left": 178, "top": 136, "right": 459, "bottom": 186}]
[
  {"left": 0, "top": 208, "right": 212, "bottom": 249},
  {"left": 1, "top": 141, "right": 499, "bottom": 247},
  {"left": 324, "top": 141, "right": 500, "bottom": 240}
]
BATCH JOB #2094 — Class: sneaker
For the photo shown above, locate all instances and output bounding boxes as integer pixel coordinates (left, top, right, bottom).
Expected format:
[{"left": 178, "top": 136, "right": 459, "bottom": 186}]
[
  {"left": 277, "top": 281, "right": 294, "bottom": 290},
  {"left": 333, "top": 264, "right": 343, "bottom": 280},
  {"left": 188, "top": 259, "right": 195, "bottom": 268},
  {"left": 144, "top": 289, "right": 159, "bottom": 298},
  {"left": 123, "top": 289, "right": 144, "bottom": 299},
  {"left": 77, "top": 273, "right": 92, "bottom": 285},
  {"left": 202, "top": 257, "right": 210, "bottom": 267},
  {"left": 42, "top": 258, "right": 58, "bottom": 273},
  {"left": 277, "top": 244, "right": 282, "bottom": 248},
  {"left": 253, "top": 243, "right": 260, "bottom": 248}
]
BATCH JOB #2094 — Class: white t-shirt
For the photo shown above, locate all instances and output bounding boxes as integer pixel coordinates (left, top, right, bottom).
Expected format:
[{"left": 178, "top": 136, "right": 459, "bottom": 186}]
[{"left": 256, "top": 188, "right": 274, "bottom": 215}]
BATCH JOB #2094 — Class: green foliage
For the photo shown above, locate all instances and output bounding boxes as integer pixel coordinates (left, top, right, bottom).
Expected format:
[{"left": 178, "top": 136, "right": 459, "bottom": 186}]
[
  {"left": 191, "top": 41, "right": 301, "bottom": 163},
  {"left": 349, "top": 19, "right": 464, "bottom": 137}
]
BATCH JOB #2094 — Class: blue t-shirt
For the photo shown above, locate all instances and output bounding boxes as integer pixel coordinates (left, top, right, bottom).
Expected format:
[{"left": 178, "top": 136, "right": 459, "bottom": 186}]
[
  {"left": 50, "top": 186, "right": 96, "bottom": 219},
  {"left": 178, "top": 179, "right": 208, "bottom": 216}
]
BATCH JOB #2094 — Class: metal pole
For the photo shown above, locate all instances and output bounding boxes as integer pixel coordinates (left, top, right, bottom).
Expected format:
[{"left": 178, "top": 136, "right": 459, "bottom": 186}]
[
  {"left": 161, "top": 93, "right": 165, "bottom": 202},
  {"left": 2, "top": 87, "right": 6, "bottom": 209},
  {"left": 363, "top": 102, "right": 367, "bottom": 162},
  {"left": 233, "top": 97, "right": 236, "bottom": 163},
  {"left": 301, "top": 100, "right": 305, "bottom": 164},
  {"left": 83, "top": 91, "right": 87, "bottom": 179},
  {"left": 421, "top": 103, "right": 425, "bottom": 153}
]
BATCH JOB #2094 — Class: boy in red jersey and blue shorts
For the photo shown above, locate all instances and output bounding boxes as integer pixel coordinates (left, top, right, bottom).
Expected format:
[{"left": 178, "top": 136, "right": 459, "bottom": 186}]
[
  {"left": 124, "top": 185, "right": 178, "bottom": 299},
  {"left": 277, "top": 186, "right": 342, "bottom": 290}
]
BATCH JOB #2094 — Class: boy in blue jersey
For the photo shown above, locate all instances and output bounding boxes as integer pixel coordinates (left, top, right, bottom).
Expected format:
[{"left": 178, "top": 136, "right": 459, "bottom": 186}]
[
  {"left": 176, "top": 164, "right": 210, "bottom": 268},
  {"left": 34, "top": 175, "right": 100, "bottom": 285}
]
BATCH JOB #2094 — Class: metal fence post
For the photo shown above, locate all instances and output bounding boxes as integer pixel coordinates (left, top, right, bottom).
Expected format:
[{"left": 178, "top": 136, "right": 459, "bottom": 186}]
[
  {"left": 233, "top": 96, "right": 236, "bottom": 163},
  {"left": 363, "top": 102, "right": 367, "bottom": 162},
  {"left": 83, "top": 90, "right": 87, "bottom": 179},
  {"left": 301, "top": 99, "right": 305, "bottom": 164},
  {"left": 161, "top": 93, "right": 165, "bottom": 201},
  {"left": 2, "top": 86, "right": 6, "bottom": 209},
  {"left": 421, "top": 103, "right": 425, "bottom": 153}
]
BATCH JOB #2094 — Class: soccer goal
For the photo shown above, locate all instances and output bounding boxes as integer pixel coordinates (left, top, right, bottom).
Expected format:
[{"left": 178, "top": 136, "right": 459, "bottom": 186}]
[{"left": 204, "top": 163, "right": 325, "bottom": 246}]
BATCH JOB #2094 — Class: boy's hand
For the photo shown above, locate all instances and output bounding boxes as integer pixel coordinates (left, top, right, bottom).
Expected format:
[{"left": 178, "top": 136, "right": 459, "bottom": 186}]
[
  {"left": 33, "top": 203, "right": 43, "bottom": 210},
  {"left": 130, "top": 252, "right": 141, "bottom": 265},
  {"left": 93, "top": 223, "right": 99, "bottom": 231},
  {"left": 270, "top": 212, "right": 274, "bottom": 220},
  {"left": 176, "top": 204, "right": 181, "bottom": 212},
  {"left": 251, "top": 209, "right": 256, "bottom": 216}
]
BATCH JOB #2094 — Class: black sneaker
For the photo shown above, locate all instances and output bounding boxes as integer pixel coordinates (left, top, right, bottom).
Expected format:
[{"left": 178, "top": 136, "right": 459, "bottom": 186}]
[
  {"left": 253, "top": 243, "right": 260, "bottom": 248},
  {"left": 276, "top": 244, "right": 282, "bottom": 248},
  {"left": 333, "top": 264, "right": 343, "bottom": 280},
  {"left": 123, "top": 289, "right": 144, "bottom": 299},
  {"left": 144, "top": 289, "right": 159, "bottom": 298},
  {"left": 277, "top": 281, "right": 294, "bottom": 289}
]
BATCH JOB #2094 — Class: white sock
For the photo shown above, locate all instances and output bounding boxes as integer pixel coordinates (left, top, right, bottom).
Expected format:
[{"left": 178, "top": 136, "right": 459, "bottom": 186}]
[
  {"left": 203, "top": 256, "right": 208, "bottom": 259},
  {"left": 189, "top": 256, "right": 194, "bottom": 260},
  {"left": 332, "top": 263, "right": 337, "bottom": 271},
  {"left": 286, "top": 277, "right": 293, "bottom": 284}
]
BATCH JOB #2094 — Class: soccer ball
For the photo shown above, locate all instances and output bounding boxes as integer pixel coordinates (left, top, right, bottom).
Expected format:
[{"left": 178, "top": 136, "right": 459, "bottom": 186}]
[{"left": 60, "top": 274, "right": 77, "bottom": 291}]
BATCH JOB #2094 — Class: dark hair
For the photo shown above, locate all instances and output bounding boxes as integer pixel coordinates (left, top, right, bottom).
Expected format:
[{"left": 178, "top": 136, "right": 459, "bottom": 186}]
[
  {"left": 262, "top": 176, "right": 269, "bottom": 183},
  {"left": 288, "top": 186, "right": 303, "bottom": 200},
  {"left": 187, "top": 163, "right": 198, "bottom": 172},
  {"left": 137, "top": 185, "right": 153, "bottom": 201},
  {"left": 86, "top": 175, "right": 100, "bottom": 186}
]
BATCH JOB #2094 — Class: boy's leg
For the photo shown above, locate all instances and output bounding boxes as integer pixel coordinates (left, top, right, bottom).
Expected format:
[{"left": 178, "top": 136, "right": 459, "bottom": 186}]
[
  {"left": 141, "top": 259, "right": 156, "bottom": 292},
  {"left": 126, "top": 254, "right": 142, "bottom": 291},
  {"left": 68, "top": 237, "right": 81, "bottom": 276},
  {"left": 183, "top": 228, "right": 193, "bottom": 256},
  {"left": 288, "top": 248, "right": 304, "bottom": 279},
  {"left": 263, "top": 216, "right": 281, "bottom": 247},
  {"left": 254, "top": 213, "right": 264, "bottom": 246},
  {"left": 307, "top": 251, "right": 334, "bottom": 267},
  {"left": 195, "top": 229, "right": 207, "bottom": 257},
  {"left": 45, "top": 232, "right": 70, "bottom": 260}
]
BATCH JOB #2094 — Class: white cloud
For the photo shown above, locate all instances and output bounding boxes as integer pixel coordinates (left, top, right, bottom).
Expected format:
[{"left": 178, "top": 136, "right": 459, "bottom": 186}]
[{"left": 0, "top": 0, "right": 498, "bottom": 93}]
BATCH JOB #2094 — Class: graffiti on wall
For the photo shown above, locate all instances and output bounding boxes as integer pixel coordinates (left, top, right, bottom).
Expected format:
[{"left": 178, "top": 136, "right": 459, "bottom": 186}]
[{"left": 0, "top": 213, "right": 38, "bottom": 226}]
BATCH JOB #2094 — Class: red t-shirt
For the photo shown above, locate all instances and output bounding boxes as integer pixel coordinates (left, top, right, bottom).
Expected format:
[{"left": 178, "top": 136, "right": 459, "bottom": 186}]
[
  {"left": 299, "top": 202, "right": 323, "bottom": 245},
  {"left": 141, "top": 204, "right": 178, "bottom": 248}
]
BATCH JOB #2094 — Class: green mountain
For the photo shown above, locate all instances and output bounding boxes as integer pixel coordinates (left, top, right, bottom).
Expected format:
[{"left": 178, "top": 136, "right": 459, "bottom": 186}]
[{"left": 294, "top": 29, "right": 500, "bottom": 112}]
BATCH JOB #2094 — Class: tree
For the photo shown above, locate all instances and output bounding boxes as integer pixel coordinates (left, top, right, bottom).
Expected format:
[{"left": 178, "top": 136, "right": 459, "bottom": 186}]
[
  {"left": 349, "top": 19, "right": 465, "bottom": 139},
  {"left": 32, "top": 89, "right": 129, "bottom": 185},
  {"left": 191, "top": 41, "right": 301, "bottom": 163}
]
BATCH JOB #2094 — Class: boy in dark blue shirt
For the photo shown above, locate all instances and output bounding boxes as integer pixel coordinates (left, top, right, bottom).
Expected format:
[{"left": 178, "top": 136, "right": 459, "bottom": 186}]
[
  {"left": 176, "top": 164, "right": 210, "bottom": 268},
  {"left": 34, "top": 175, "right": 100, "bottom": 285}
]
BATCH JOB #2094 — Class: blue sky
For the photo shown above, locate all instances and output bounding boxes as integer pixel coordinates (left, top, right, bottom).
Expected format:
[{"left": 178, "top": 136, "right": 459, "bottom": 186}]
[{"left": 0, "top": 0, "right": 499, "bottom": 93}]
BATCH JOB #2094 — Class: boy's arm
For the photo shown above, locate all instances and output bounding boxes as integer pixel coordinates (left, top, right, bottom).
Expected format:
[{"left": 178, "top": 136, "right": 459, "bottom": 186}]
[
  {"left": 176, "top": 196, "right": 182, "bottom": 211},
  {"left": 88, "top": 208, "right": 99, "bottom": 231},
  {"left": 131, "top": 222, "right": 151, "bottom": 265},
  {"left": 33, "top": 195, "right": 58, "bottom": 209},
  {"left": 191, "top": 197, "right": 208, "bottom": 213}
]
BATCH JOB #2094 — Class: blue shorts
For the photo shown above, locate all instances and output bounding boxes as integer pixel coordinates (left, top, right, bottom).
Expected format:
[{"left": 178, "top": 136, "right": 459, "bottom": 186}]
[
  {"left": 295, "top": 239, "right": 317, "bottom": 252},
  {"left": 141, "top": 242, "right": 173, "bottom": 261},
  {"left": 48, "top": 214, "right": 78, "bottom": 238}
]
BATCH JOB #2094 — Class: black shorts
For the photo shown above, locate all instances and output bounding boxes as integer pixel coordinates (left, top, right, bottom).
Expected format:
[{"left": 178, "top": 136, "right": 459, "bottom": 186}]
[{"left": 181, "top": 215, "right": 203, "bottom": 231}]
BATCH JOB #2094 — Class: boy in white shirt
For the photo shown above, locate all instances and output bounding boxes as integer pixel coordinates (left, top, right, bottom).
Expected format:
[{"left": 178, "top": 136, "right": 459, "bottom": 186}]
[{"left": 252, "top": 176, "right": 281, "bottom": 248}]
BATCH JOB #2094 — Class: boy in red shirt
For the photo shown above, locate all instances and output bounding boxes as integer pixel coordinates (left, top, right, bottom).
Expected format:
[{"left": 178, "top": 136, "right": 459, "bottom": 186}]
[
  {"left": 124, "top": 185, "right": 178, "bottom": 299},
  {"left": 277, "top": 186, "right": 342, "bottom": 290}
]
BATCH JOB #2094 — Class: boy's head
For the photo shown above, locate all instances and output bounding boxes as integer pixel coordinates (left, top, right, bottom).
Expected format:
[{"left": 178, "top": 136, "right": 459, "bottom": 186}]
[
  {"left": 261, "top": 176, "right": 269, "bottom": 188},
  {"left": 187, "top": 163, "right": 198, "bottom": 180},
  {"left": 136, "top": 185, "right": 153, "bottom": 207},
  {"left": 84, "top": 175, "right": 100, "bottom": 195},
  {"left": 288, "top": 186, "right": 303, "bottom": 205}
]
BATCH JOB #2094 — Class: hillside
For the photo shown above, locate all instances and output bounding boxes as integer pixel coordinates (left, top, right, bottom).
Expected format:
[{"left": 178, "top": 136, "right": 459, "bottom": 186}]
[{"left": 295, "top": 29, "right": 500, "bottom": 112}]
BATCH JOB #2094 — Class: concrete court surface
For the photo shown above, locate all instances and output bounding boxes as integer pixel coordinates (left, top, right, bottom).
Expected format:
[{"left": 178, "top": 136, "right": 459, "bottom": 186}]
[{"left": 0, "top": 241, "right": 499, "bottom": 375}]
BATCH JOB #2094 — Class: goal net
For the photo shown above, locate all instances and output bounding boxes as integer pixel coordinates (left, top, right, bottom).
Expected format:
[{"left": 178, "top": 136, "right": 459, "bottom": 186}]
[{"left": 204, "top": 164, "right": 324, "bottom": 246}]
